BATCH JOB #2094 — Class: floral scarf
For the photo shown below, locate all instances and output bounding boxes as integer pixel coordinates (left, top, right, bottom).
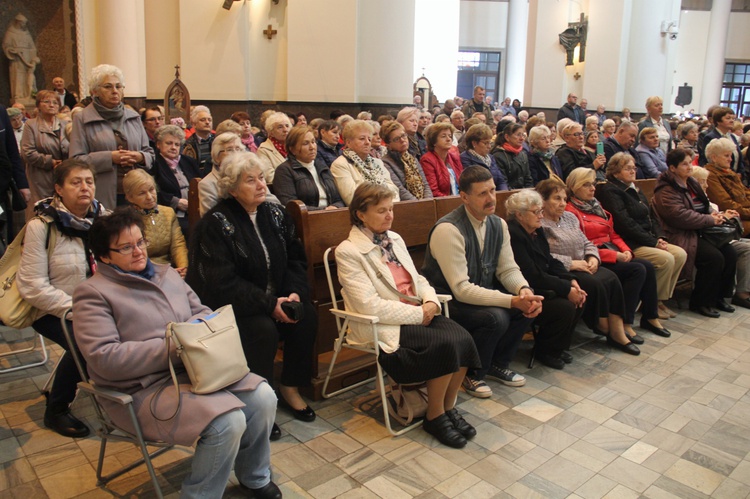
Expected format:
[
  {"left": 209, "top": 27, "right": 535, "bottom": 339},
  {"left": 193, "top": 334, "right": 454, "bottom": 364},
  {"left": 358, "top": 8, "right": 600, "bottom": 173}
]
[
  {"left": 343, "top": 149, "right": 389, "bottom": 185},
  {"left": 362, "top": 227, "right": 400, "bottom": 265}
]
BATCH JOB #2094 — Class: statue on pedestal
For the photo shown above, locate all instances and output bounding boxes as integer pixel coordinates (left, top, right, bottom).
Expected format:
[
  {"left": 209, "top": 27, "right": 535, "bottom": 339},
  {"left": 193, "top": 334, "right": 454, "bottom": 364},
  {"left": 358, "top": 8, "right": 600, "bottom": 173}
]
[{"left": 3, "top": 14, "right": 40, "bottom": 105}]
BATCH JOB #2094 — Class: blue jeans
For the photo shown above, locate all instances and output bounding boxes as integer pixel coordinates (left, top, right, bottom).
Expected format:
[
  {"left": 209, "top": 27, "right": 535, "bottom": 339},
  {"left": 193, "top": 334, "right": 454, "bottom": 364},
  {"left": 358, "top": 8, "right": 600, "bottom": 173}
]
[{"left": 180, "top": 381, "right": 277, "bottom": 498}]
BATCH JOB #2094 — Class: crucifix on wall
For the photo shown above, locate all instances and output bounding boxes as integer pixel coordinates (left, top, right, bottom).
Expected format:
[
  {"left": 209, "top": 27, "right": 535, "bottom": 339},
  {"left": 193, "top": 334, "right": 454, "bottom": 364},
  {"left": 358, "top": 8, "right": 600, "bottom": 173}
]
[
  {"left": 558, "top": 13, "right": 588, "bottom": 66},
  {"left": 263, "top": 24, "right": 277, "bottom": 40}
]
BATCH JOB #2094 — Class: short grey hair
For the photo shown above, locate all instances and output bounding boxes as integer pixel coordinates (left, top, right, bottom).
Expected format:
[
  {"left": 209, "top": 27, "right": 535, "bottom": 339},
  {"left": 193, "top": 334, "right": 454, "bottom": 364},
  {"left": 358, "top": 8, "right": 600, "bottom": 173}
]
[
  {"left": 211, "top": 132, "right": 244, "bottom": 166},
  {"left": 217, "top": 151, "right": 264, "bottom": 198},
  {"left": 397, "top": 107, "right": 420, "bottom": 123},
  {"left": 356, "top": 111, "right": 372, "bottom": 120},
  {"left": 705, "top": 137, "right": 737, "bottom": 162},
  {"left": 585, "top": 115, "right": 599, "bottom": 127},
  {"left": 264, "top": 112, "right": 291, "bottom": 134},
  {"left": 518, "top": 110, "right": 529, "bottom": 120},
  {"left": 215, "top": 119, "right": 242, "bottom": 136},
  {"left": 678, "top": 121, "right": 698, "bottom": 138},
  {"left": 505, "top": 189, "right": 543, "bottom": 218},
  {"left": 191, "top": 105, "right": 211, "bottom": 124},
  {"left": 154, "top": 124, "right": 185, "bottom": 143},
  {"left": 528, "top": 125, "right": 551, "bottom": 148},
  {"left": 602, "top": 119, "right": 616, "bottom": 129},
  {"left": 450, "top": 110, "right": 464, "bottom": 120},
  {"left": 88, "top": 64, "right": 125, "bottom": 94}
]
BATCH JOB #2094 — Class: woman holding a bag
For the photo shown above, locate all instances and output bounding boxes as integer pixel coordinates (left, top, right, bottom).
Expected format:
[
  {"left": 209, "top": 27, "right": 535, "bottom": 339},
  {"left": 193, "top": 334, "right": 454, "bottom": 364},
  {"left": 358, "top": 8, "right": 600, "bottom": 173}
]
[
  {"left": 16, "top": 159, "right": 106, "bottom": 438},
  {"left": 73, "top": 207, "right": 280, "bottom": 499},
  {"left": 653, "top": 147, "right": 738, "bottom": 318},
  {"left": 336, "top": 182, "right": 481, "bottom": 449}
]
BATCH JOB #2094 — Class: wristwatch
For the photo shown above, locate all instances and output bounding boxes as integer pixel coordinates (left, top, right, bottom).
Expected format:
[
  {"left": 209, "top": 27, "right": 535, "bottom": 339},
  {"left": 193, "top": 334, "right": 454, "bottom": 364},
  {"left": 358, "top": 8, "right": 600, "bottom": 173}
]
[{"left": 519, "top": 285, "right": 534, "bottom": 294}]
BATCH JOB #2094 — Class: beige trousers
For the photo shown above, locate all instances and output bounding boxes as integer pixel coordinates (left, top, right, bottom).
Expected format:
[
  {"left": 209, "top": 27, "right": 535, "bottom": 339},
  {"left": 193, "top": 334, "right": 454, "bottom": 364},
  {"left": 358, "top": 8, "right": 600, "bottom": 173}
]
[{"left": 633, "top": 244, "right": 687, "bottom": 301}]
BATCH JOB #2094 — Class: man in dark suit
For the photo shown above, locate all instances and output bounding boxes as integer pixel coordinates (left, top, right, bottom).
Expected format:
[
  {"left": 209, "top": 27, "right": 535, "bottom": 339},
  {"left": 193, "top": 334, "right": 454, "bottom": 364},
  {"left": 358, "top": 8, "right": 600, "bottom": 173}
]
[{"left": 52, "top": 77, "right": 78, "bottom": 109}]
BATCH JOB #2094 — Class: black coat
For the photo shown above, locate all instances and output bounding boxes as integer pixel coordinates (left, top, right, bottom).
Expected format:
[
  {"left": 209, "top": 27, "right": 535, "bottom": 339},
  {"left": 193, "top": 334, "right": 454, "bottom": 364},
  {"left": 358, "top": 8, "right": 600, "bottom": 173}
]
[
  {"left": 527, "top": 152, "right": 563, "bottom": 185},
  {"left": 152, "top": 154, "right": 200, "bottom": 208},
  {"left": 316, "top": 140, "right": 342, "bottom": 167},
  {"left": 273, "top": 155, "right": 344, "bottom": 210},
  {"left": 603, "top": 137, "right": 645, "bottom": 179},
  {"left": 491, "top": 147, "right": 533, "bottom": 189},
  {"left": 555, "top": 145, "right": 600, "bottom": 181},
  {"left": 508, "top": 218, "right": 575, "bottom": 299},
  {"left": 597, "top": 178, "right": 663, "bottom": 249},
  {"left": 186, "top": 197, "right": 310, "bottom": 319}
]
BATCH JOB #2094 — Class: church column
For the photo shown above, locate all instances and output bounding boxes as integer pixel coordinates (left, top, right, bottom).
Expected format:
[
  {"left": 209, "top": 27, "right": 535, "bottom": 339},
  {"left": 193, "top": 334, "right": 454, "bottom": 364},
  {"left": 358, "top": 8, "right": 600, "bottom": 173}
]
[
  {"left": 504, "top": 0, "right": 528, "bottom": 102},
  {"left": 94, "top": 0, "right": 147, "bottom": 97},
  {"left": 699, "top": 0, "right": 731, "bottom": 111}
]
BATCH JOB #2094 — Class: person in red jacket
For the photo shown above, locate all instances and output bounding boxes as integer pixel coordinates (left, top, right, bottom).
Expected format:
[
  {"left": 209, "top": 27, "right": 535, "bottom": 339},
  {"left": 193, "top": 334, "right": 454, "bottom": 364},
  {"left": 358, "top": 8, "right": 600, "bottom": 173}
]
[
  {"left": 565, "top": 167, "right": 669, "bottom": 344},
  {"left": 420, "top": 122, "right": 463, "bottom": 197}
]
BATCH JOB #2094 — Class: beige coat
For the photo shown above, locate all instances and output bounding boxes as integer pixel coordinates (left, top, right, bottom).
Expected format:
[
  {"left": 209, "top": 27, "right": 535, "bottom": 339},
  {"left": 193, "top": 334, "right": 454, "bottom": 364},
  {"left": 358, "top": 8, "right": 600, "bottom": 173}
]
[
  {"left": 255, "top": 140, "right": 285, "bottom": 184},
  {"left": 141, "top": 205, "right": 188, "bottom": 268},
  {"left": 336, "top": 226, "right": 439, "bottom": 353},
  {"left": 330, "top": 155, "right": 400, "bottom": 206},
  {"left": 73, "top": 263, "right": 263, "bottom": 445},
  {"left": 20, "top": 117, "right": 68, "bottom": 202}
]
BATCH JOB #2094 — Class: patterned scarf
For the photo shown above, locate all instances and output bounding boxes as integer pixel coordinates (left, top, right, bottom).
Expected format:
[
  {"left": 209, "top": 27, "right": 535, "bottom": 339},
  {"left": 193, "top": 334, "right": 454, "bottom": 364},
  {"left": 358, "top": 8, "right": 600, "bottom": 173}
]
[
  {"left": 532, "top": 148, "right": 554, "bottom": 161},
  {"left": 468, "top": 149, "right": 492, "bottom": 168},
  {"left": 367, "top": 228, "right": 400, "bottom": 265},
  {"left": 270, "top": 137, "right": 287, "bottom": 158},
  {"left": 343, "top": 149, "right": 388, "bottom": 185},
  {"left": 400, "top": 151, "right": 425, "bottom": 199},
  {"left": 570, "top": 195, "right": 608, "bottom": 220}
]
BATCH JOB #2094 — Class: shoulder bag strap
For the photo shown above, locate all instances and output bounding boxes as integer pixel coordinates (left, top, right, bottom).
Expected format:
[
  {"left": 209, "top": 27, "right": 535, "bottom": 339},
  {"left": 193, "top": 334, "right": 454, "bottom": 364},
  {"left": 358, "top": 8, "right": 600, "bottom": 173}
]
[
  {"left": 365, "top": 255, "right": 422, "bottom": 305},
  {"left": 150, "top": 323, "right": 182, "bottom": 421}
]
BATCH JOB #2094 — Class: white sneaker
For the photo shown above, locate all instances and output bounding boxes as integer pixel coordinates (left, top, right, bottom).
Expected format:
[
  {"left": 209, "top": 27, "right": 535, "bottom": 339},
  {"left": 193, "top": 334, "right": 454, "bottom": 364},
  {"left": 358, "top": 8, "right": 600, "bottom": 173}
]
[{"left": 462, "top": 376, "right": 492, "bottom": 398}]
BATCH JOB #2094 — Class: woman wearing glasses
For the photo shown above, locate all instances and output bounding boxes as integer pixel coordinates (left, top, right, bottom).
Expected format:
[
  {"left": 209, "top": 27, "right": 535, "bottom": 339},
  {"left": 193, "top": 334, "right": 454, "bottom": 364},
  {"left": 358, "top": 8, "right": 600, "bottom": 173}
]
[
  {"left": 16, "top": 159, "right": 108, "bottom": 438},
  {"left": 20, "top": 90, "right": 69, "bottom": 204},
  {"left": 491, "top": 123, "right": 533, "bottom": 189},
  {"left": 555, "top": 123, "right": 606, "bottom": 181},
  {"left": 598, "top": 153, "right": 686, "bottom": 319},
  {"left": 69, "top": 64, "right": 155, "bottom": 209},
  {"left": 380, "top": 120, "right": 433, "bottom": 200}
]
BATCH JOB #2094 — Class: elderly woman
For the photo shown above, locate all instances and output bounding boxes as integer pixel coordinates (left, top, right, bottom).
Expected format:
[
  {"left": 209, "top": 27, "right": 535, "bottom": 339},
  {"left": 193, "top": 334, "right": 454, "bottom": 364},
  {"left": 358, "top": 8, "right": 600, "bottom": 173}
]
[
  {"left": 566, "top": 168, "right": 668, "bottom": 340},
  {"left": 555, "top": 123, "right": 606, "bottom": 181},
  {"left": 636, "top": 127, "right": 668, "bottom": 179},
  {"left": 638, "top": 96, "right": 672, "bottom": 154},
  {"left": 460, "top": 123, "right": 509, "bottom": 191},
  {"left": 331, "top": 120, "right": 400, "bottom": 205},
  {"left": 537, "top": 179, "right": 639, "bottom": 355},
  {"left": 228, "top": 111, "right": 257, "bottom": 152},
  {"left": 152, "top": 125, "right": 199, "bottom": 235},
  {"left": 69, "top": 64, "right": 154, "bottom": 208},
  {"left": 506, "top": 190, "right": 584, "bottom": 368},
  {"left": 704, "top": 137, "right": 750, "bottom": 236},
  {"left": 187, "top": 152, "right": 317, "bottom": 440},
  {"left": 20, "top": 90, "right": 69, "bottom": 204},
  {"left": 585, "top": 116, "right": 600, "bottom": 133},
  {"left": 602, "top": 119, "right": 616, "bottom": 139},
  {"left": 123, "top": 169, "right": 188, "bottom": 277},
  {"left": 491, "top": 123, "right": 533, "bottom": 189},
  {"left": 315, "top": 120, "right": 343, "bottom": 167},
  {"left": 369, "top": 120, "right": 388, "bottom": 159},
  {"left": 396, "top": 107, "right": 425, "bottom": 159},
  {"left": 198, "top": 132, "right": 244, "bottom": 216},
  {"left": 420, "top": 122, "right": 463, "bottom": 197},
  {"left": 336, "top": 183, "right": 481, "bottom": 448},
  {"left": 74, "top": 207, "right": 279, "bottom": 498},
  {"left": 677, "top": 121, "right": 699, "bottom": 154},
  {"left": 273, "top": 125, "right": 344, "bottom": 210},
  {"left": 17, "top": 159, "right": 107, "bottom": 437},
  {"left": 256, "top": 111, "right": 292, "bottom": 183},
  {"left": 597, "top": 153, "right": 686, "bottom": 320},
  {"left": 653, "top": 148, "right": 738, "bottom": 317},
  {"left": 528, "top": 125, "right": 564, "bottom": 184},
  {"left": 380, "top": 120, "right": 433, "bottom": 200}
]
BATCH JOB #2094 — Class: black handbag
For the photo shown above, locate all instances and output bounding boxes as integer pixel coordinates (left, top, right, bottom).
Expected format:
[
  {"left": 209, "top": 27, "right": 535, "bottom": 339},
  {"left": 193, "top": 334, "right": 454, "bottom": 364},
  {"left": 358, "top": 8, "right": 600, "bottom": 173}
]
[{"left": 699, "top": 217, "right": 741, "bottom": 248}]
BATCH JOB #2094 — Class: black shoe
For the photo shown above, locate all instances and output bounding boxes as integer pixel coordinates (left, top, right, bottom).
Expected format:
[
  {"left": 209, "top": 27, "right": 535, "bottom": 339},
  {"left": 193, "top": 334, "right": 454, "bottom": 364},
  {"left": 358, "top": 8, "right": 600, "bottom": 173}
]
[
  {"left": 269, "top": 423, "right": 281, "bottom": 441},
  {"left": 279, "top": 396, "right": 316, "bottom": 422},
  {"left": 625, "top": 331, "right": 645, "bottom": 345},
  {"left": 732, "top": 295, "right": 750, "bottom": 309},
  {"left": 606, "top": 335, "right": 640, "bottom": 356},
  {"left": 560, "top": 351, "right": 573, "bottom": 364},
  {"left": 639, "top": 318, "right": 671, "bottom": 338},
  {"left": 44, "top": 408, "right": 90, "bottom": 438},
  {"left": 715, "top": 299, "right": 735, "bottom": 313},
  {"left": 591, "top": 327, "right": 607, "bottom": 337},
  {"left": 536, "top": 352, "right": 565, "bottom": 370},
  {"left": 423, "top": 413, "right": 467, "bottom": 448},
  {"left": 240, "top": 480, "right": 282, "bottom": 499},
  {"left": 445, "top": 408, "right": 476, "bottom": 439},
  {"left": 690, "top": 305, "right": 720, "bottom": 318}
]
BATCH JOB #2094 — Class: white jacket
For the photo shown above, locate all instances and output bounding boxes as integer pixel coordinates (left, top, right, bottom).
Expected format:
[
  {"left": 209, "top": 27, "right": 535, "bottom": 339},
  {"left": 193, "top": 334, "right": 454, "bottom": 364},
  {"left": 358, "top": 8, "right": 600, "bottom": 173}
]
[
  {"left": 17, "top": 217, "right": 89, "bottom": 319},
  {"left": 335, "top": 226, "right": 439, "bottom": 353}
]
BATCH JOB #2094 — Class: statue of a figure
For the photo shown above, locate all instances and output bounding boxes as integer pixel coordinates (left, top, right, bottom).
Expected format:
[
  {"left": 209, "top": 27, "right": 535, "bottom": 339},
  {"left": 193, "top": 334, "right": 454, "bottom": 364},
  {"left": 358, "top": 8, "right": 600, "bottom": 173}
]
[
  {"left": 3, "top": 14, "right": 40, "bottom": 104},
  {"left": 558, "top": 27, "right": 581, "bottom": 66}
]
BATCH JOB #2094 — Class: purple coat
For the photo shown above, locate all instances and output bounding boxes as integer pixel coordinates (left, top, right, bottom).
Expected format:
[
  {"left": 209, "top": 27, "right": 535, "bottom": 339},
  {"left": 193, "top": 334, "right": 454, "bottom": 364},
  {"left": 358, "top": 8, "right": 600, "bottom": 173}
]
[{"left": 73, "top": 263, "right": 263, "bottom": 445}]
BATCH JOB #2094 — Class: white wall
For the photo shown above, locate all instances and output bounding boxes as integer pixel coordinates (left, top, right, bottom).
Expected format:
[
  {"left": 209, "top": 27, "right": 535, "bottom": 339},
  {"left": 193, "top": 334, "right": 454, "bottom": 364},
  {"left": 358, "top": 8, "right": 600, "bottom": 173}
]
[
  {"left": 672, "top": 10, "right": 710, "bottom": 114},
  {"left": 726, "top": 12, "right": 750, "bottom": 61},
  {"left": 144, "top": 1, "right": 180, "bottom": 100},
  {"left": 459, "top": 1, "right": 507, "bottom": 49},
  {"left": 415, "top": 0, "right": 460, "bottom": 103},
  {"left": 524, "top": 0, "right": 570, "bottom": 108}
]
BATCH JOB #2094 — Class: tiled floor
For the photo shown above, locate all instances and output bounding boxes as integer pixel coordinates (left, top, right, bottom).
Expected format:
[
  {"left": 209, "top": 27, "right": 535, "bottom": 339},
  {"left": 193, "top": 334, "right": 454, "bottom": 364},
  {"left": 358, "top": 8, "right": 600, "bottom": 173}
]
[{"left": 1, "top": 301, "right": 750, "bottom": 498}]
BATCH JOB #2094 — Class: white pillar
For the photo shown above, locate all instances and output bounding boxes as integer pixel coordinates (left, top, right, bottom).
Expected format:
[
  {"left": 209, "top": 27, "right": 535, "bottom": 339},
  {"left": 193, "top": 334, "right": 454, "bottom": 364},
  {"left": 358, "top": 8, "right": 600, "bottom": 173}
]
[
  {"left": 504, "top": 0, "right": 528, "bottom": 102},
  {"left": 95, "top": 0, "right": 147, "bottom": 97},
  {"left": 699, "top": 0, "right": 731, "bottom": 111},
  {"left": 414, "top": 0, "right": 460, "bottom": 104}
]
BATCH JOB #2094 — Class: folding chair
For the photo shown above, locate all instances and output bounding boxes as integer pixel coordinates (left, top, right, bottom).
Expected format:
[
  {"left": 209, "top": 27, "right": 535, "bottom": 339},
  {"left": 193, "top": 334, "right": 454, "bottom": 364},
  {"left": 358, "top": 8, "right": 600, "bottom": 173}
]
[
  {"left": 0, "top": 329, "right": 49, "bottom": 374},
  {"left": 61, "top": 310, "right": 173, "bottom": 498},
  {"left": 321, "top": 246, "right": 452, "bottom": 436}
]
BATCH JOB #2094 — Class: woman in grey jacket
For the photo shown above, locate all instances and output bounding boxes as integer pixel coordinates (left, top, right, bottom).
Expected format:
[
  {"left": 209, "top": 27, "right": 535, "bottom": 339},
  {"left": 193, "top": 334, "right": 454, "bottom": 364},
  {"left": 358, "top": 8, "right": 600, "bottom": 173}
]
[{"left": 69, "top": 64, "right": 154, "bottom": 209}]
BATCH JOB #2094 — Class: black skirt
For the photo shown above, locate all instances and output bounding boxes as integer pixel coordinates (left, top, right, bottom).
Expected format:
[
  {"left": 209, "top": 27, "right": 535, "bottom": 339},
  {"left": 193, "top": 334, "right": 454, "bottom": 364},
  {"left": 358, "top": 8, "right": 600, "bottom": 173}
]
[{"left": 378, "top": 315, "right": 481, "bottom": 384}]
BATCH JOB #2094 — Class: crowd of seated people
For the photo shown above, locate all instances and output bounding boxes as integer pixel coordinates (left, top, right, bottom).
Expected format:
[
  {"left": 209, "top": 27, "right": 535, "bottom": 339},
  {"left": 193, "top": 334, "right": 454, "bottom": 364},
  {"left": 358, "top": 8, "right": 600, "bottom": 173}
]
[{"left": 9, "top": 68, "right": 750, "bottom": 497}]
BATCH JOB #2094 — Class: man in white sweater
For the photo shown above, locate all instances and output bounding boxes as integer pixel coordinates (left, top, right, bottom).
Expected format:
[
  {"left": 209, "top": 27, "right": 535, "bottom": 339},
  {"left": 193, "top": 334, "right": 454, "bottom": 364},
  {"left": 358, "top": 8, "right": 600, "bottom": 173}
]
[{"left": 422, "top": 166, "right": 543, "bottom": 398}]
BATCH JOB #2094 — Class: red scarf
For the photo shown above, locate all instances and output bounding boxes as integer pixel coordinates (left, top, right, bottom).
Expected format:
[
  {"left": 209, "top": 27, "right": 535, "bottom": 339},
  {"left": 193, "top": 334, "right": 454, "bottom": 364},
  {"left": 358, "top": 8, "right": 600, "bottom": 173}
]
[
  {"left": 502, "top": 142, "right": 523, "bottom": 155},
  {"left": 270, "top": 137, "right": 287, "bottom": 158}
]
